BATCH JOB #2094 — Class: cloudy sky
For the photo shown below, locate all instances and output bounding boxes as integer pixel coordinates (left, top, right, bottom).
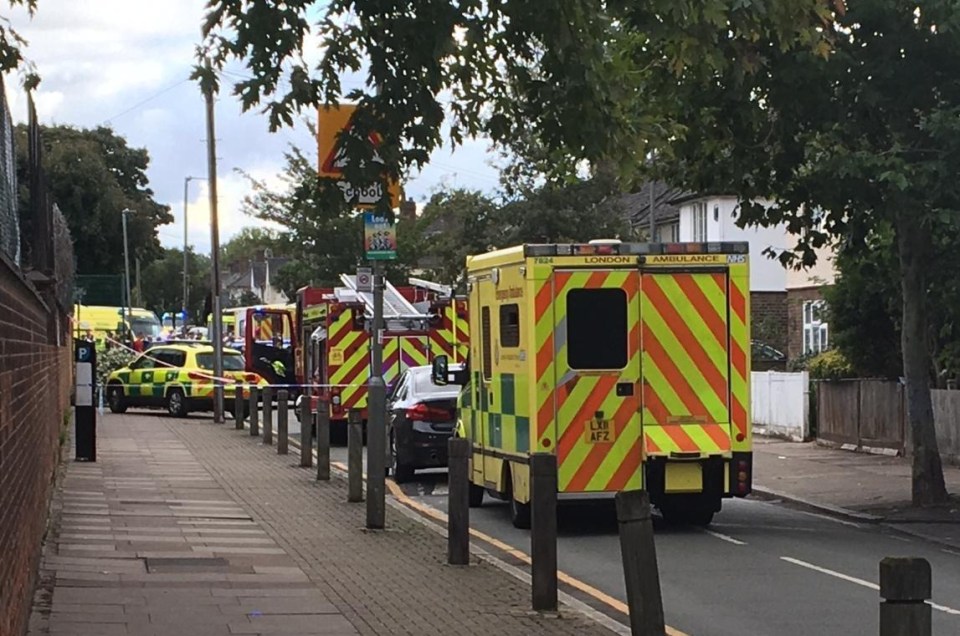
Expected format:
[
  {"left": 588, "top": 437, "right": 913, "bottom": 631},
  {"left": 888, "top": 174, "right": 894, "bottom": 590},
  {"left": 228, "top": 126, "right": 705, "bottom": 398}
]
[{"left": 4, "top": 0, "right": 502, "bottom": 255}]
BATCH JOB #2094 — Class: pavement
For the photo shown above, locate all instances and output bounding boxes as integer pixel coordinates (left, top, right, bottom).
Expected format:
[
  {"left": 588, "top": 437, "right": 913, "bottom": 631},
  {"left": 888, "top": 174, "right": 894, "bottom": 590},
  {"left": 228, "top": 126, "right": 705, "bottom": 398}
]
[
  {"left": 27, "top": 412, "right": 616, "bottom": 636},
  {"left": 753, "top": 435, "right": 960, "bottom": 549}
]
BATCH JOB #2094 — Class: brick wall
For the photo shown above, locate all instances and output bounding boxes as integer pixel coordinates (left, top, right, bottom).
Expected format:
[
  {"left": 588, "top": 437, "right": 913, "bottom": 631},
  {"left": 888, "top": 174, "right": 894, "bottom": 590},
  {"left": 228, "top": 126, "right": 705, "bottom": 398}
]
[
  {"left": 0, "top": 256, "right": 70, "bottom": 636},
  {"left": 750, "top": 291, "right": 788, "bottom": 355},
  {"left": 786, "top": 286, "right": 828, "bottom": 362}
]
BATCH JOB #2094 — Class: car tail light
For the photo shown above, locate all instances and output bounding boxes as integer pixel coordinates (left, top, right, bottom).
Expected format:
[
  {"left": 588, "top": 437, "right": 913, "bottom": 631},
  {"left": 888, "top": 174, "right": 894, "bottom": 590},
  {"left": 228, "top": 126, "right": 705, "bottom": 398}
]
[
  {"left": 245, "top": 373, "right": 259, "bottom": 383},
  {"left": 405, "top": 402, "right": 451, "bottom": 422}
]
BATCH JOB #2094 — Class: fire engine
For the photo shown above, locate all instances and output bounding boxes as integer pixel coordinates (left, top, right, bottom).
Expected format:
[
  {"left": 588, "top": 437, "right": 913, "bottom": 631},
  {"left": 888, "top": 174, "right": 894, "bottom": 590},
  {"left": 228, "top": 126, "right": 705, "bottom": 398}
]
[{"left": 295, "top": 275, "right": 468, "bottom": 428}]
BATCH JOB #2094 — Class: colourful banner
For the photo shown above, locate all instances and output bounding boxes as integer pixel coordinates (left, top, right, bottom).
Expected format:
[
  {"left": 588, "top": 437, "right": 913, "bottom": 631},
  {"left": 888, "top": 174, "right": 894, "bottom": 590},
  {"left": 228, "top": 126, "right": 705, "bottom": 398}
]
[{"left": 363, "top": 212, "right": 397, "bottom": 260}]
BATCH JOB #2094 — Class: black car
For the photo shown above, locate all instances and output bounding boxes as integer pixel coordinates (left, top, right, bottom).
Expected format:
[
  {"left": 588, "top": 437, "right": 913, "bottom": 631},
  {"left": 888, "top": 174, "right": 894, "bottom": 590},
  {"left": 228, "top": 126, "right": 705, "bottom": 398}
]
[{"left": 387, "top": 365, "right": 463, "bottom": 483}]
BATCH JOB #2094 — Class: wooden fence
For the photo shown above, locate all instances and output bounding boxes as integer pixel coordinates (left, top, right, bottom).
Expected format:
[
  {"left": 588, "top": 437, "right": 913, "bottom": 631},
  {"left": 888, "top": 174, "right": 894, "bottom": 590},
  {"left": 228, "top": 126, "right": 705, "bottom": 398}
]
[{"left": 816, "top": 380, "right": 960, "bottom": 465}]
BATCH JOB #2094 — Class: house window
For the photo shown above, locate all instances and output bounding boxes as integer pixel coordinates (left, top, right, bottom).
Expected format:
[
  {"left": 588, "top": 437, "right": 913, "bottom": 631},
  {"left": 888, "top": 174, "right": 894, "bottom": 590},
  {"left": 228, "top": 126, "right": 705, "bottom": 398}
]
[
  {"left": 692, "top": 202, "right": 708, "bottom": 241},
  {"left": 655, "top": 222, "right": 679, "bottom": 243},
  {"left": 802, "top": 300, "right": 830, "bottom": 355}
]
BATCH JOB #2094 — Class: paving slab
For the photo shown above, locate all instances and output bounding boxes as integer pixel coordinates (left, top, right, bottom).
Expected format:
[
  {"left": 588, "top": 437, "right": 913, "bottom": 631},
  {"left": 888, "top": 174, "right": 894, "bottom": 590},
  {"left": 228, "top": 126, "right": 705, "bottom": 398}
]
[{"left": 28, "top": 411, "right": 614, "bottom": 636}]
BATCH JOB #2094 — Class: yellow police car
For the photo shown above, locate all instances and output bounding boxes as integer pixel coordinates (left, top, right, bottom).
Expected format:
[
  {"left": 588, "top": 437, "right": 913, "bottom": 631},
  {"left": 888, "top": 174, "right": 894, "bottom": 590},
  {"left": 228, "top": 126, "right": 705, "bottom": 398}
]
[{"left": 106, "top": 343, "right": 267, "bottom": 417}]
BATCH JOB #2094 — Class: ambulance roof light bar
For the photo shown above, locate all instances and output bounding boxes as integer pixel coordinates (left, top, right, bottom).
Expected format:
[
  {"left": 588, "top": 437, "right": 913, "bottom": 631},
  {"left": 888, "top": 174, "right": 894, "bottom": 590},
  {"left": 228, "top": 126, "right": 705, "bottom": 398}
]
[{"left": 524, "top": 241, "right": 749, "bottom": 257}]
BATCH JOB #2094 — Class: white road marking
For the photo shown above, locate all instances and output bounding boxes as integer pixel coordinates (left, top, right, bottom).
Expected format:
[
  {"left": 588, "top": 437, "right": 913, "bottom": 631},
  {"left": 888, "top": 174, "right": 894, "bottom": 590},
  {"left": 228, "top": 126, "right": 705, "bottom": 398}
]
[
  {"left": 781, "top": 556, "right": 960, "bottom": 616},
  {"left": 704, "top": 529, "right": 747, "bottom": 545}
]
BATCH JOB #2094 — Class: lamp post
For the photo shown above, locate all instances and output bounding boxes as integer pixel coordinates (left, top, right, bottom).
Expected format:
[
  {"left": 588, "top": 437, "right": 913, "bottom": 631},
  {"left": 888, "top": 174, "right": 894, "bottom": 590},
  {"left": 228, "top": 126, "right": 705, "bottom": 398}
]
[
  {"left": 121, "top": 208, "right": 133, "bottom": 338},
  {"left": 182, "top": 176, "right": 203, "bottom": 328}
]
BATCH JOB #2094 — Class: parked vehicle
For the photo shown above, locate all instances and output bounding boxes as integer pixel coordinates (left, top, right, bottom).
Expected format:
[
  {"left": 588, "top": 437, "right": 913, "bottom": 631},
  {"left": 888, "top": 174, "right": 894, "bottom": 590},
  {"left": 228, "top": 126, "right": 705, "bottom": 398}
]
[
  {"left": 105, "top": 344, "right": 267, "bottom": 417},
  {"left": 387, "top": 364, "right": 463, "bottom": 483},
  {"left": 433, "top": 239, "right": 754, "bottom": 528}
]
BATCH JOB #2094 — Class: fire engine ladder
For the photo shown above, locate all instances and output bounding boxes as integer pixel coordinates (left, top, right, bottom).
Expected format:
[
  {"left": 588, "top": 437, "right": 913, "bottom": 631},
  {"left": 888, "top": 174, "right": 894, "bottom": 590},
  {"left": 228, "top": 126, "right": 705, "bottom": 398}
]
[{"left": 339, "top": 274, "right": 431, "bottom": 331}]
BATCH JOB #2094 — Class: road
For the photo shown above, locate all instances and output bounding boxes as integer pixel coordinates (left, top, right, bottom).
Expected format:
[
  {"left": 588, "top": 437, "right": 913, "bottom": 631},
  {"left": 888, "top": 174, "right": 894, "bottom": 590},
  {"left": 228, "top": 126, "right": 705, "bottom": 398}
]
[{"left": 282, "top": 414, "right": 960, "bottom": 635}]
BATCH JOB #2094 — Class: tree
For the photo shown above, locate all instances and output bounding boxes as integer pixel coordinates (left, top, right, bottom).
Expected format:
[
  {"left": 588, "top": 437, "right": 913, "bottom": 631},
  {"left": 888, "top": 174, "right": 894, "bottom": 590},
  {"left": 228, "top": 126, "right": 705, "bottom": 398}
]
[
  {"left": 0, "top": 1, "right": 39, "bottom": 87},
  {"left": 630, "top": 1, "right": 957, "bottom": 504},
  {"left": 412, "top": 189, "right": 498, "bottom": 286},
  {"left": 233, "top": 289, "right": 263, "bottom": 306},
  {"left": 15, "top": 124, "right": 173, "bottom": 275},
  {"left": 198, "top": 0, "right": 829, "bottom": 202},
  {"left": 139, "top": 247, "right": 211, "bottom": 323},
  {"left": 221, "top": 227, "right": 288, "bottom": 268},
  {"left": 827, "top": 219, "right": 960, "bottom": 384}
]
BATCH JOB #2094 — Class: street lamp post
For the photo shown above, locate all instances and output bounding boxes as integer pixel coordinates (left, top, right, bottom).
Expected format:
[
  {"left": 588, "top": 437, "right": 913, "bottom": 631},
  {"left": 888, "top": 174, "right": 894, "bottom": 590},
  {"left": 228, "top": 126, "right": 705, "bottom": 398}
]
[
  {"left": 121, "top": 208, "right": 133, "bottom": 339},
  {"left": 182, "top": 176, "right": 203, "bottom": 329}
]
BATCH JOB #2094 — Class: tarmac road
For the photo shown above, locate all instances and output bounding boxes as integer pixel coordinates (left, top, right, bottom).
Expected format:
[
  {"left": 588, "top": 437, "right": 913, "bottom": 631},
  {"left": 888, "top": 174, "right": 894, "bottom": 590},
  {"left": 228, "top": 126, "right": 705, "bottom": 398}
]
[{"left": 283, "top": 415, "right": 960, "bottom": 635}]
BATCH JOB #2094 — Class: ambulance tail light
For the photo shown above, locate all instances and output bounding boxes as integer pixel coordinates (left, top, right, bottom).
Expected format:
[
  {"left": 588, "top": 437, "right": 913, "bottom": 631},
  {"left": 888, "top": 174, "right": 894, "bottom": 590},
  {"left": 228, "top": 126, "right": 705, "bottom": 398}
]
[{"left": 732, "top": 453, "right": 752, "bottom": 496}]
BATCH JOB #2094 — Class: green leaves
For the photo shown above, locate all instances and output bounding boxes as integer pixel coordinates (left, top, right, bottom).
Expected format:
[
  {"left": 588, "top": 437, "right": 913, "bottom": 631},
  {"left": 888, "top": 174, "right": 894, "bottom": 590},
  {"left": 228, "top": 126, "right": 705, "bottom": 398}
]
[{"left": 14, "top": 124, "right": 173, "bottom": 276}]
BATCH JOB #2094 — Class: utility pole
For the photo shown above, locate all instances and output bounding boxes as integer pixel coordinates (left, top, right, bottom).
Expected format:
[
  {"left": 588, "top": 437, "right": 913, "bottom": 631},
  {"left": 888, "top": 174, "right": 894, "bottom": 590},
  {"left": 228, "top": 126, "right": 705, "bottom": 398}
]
[
  {"left": 648, "top": 176, "right": 656, "bottom": 241},
  {"left": 121, "top": 208, "right": 133, "bottom": 337},
  {"left": 367, "top": 258, "right": 386, "bottom": 529},
  {"left": 204, "top": 64, "right": 225, "bottom": 423},
  {"left": 182, "top": 176, "right": 200, "bottom": 324},
  {"left": 135, "top": 256, "right": 141, "bottom": 306}
]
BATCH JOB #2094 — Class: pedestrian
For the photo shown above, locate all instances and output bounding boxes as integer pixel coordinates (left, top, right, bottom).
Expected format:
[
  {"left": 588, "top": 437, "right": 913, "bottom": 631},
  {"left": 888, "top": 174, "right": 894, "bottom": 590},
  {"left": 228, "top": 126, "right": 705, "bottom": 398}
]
[{"left": 133, "top": 333, "right": 145, "bottom": 353}]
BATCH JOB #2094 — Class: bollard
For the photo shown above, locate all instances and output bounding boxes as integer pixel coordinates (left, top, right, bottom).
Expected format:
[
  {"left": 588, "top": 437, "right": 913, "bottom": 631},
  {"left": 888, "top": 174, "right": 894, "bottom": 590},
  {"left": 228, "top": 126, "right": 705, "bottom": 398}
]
[
  {"left": 316, "top": 398, "right": 330, "bottom": 481},
  {"left": 234, "top": 385, "right": 244, "bottom": 430},
  {"left": 249, "top": 385, "right": 260, "bottom": 436},
  {"left": 300, "top": 395, "right": 313, "bottom": 468},
  {"left": 531, "top": 452, "right": 558, "bottom": 612},
  {"left": 366, "top": 376, "right": 387, "bottom": 529},
  {"left": 277, "top": 389, "right": 289, "bottom": 455},
  {"left": 616, "top": 489, "right": 666, "bottom": 636},
  {"left": 879, "top": 557, "right": 931, "bottom": 636},
  {"left": 347, "top": 409, "right": 363, "bottom": 503},
  {"left": 447, "top": 437, "right": 471, "bottom": 565},
  {"left": 213, "top": 384, "right": 225, "bottom": 424},
  {"left": 262, "top": 386, "right": 273, "bottom": 445}
]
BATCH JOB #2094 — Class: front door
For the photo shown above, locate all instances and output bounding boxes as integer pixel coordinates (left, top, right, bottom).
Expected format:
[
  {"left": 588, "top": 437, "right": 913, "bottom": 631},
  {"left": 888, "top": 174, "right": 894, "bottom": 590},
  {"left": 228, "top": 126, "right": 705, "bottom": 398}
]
[{"left": 552, "top": 269, "right": 643, "bottom": 493}]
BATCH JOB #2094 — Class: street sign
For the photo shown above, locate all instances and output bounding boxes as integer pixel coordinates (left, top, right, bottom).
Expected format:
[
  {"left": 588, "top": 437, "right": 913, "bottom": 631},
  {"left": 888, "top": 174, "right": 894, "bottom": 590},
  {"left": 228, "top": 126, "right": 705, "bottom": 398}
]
[
  {"left": 363, "top": 212, "right": 397, "bottom": 261},
  {"left": 356, "top": 267, "right": 373, "bottom": 292},
  {"left": 317, "top": 105, "right": 401, "bottom": 209}
]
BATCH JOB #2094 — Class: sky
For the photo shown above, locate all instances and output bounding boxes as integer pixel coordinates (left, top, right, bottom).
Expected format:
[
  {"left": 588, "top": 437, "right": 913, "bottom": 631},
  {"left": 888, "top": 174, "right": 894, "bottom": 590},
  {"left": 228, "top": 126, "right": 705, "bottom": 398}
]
[{"left": 4, "top": 0, "right": 503, "bottom": 256}]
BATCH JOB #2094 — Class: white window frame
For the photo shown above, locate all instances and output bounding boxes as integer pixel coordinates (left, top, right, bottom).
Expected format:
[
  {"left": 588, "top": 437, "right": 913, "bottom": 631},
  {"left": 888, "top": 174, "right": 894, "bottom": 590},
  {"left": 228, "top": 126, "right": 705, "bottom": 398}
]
[
  {"left": 802, "top": 299, "right": 829, "bottom": 355},
  {"left": 692, "top": 201, "right": 708, "bottom": 242},
  {"left": 655, "top": 222, "right": 679, "bottom": 243}
]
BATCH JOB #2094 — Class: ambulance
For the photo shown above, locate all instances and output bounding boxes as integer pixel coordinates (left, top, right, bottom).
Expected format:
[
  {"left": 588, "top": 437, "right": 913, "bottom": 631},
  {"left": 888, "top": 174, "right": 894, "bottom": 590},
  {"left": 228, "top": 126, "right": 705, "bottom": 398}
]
[{"left": 432, "top": 240, "right": 752, "bottom": 528}]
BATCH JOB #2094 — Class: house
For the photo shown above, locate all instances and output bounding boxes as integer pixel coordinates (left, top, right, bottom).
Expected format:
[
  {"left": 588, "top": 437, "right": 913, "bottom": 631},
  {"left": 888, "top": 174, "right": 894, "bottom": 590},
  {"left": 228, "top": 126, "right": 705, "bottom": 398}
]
[
  {"left": 623, "top": 185, "right": 840, "bottom": 363},
  {"left": 222, "top": 252, "right": 291, "bottom": 306}
]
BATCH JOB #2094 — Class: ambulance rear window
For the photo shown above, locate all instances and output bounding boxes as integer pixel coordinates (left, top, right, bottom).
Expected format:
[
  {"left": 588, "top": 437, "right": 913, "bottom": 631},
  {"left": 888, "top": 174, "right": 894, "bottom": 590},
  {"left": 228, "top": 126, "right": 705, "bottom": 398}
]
[{"left": 567, "top": 288, "right": 627, "bottom": 369}]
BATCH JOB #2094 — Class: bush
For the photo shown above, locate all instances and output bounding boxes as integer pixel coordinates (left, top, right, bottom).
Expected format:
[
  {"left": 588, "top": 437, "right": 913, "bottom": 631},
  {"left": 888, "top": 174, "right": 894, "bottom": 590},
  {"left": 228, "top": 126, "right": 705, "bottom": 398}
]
[
  {"left": 96, "top": 347, "right": 135, "bottom": 388},
  {"left": 806, "top": 349, "right": 856, "bottom": 380}
]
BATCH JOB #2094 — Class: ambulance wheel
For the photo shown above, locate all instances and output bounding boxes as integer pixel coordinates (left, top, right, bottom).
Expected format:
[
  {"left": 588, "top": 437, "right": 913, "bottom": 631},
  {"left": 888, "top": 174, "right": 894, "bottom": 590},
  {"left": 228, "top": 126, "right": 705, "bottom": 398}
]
[
  {"left": 390, "top": 432, "right": 415, "bottom": 484},
  {"left": 509, "top": 495, "right": 531, "bottom": 529},
  {"left": 107, "top": 383, "right": 127, "bottom": 414},
  {"left": 166, "top": 388, "right": 188, "bottom": 418},
  {"left": 468, "top": 482, "right": 484, "bottom": 508}
]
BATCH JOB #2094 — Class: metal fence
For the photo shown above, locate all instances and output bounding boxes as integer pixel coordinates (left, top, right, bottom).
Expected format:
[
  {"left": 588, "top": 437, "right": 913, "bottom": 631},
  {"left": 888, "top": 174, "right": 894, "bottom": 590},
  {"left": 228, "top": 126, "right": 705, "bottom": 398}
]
[
  {"left": 0, "top": 75, "right": 20, "bottom": 265},
  {"left": 75, "top": 274, "right": 123, "bottom": 307}
]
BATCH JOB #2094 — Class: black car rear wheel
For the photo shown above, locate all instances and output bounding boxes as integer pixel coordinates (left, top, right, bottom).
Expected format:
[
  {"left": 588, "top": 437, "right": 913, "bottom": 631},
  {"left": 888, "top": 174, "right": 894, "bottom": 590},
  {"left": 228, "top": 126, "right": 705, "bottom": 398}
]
[{"left": 390, "top": 431, "right": 415, "bottom": 483}]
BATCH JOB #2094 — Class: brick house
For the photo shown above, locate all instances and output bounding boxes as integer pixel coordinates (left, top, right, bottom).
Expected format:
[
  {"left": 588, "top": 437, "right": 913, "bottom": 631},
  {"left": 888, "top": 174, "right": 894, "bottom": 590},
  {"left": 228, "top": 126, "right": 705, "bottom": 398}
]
[{"left": 625, "top": 186, "right": 840, "bottom": 365}]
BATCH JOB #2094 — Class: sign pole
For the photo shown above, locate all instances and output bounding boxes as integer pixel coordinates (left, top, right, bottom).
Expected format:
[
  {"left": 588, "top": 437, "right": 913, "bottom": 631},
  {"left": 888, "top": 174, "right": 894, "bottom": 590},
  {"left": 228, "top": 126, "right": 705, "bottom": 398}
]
[{"left": 366, "top": 258, "right": 386, "bottom": 529}]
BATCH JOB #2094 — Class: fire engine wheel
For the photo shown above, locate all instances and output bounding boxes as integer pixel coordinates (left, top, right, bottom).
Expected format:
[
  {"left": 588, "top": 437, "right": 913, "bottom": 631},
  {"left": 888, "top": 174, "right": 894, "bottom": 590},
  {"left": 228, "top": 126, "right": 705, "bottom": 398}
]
[
  {"left": 390, "top": 432, "right": 415, "bottom": 484},
  {"left": 166, "top": 388, "right": 188, "bottom": 418},
  {"left": 107, "top": 383, "right": 127, "bottom": 414}
]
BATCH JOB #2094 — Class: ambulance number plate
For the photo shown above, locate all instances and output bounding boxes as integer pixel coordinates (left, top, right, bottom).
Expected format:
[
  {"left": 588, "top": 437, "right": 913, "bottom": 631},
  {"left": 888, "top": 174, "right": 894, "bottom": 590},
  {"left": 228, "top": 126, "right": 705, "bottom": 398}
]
[{"left": 584, "top": 418, "right": 616, "bottom": 444}]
